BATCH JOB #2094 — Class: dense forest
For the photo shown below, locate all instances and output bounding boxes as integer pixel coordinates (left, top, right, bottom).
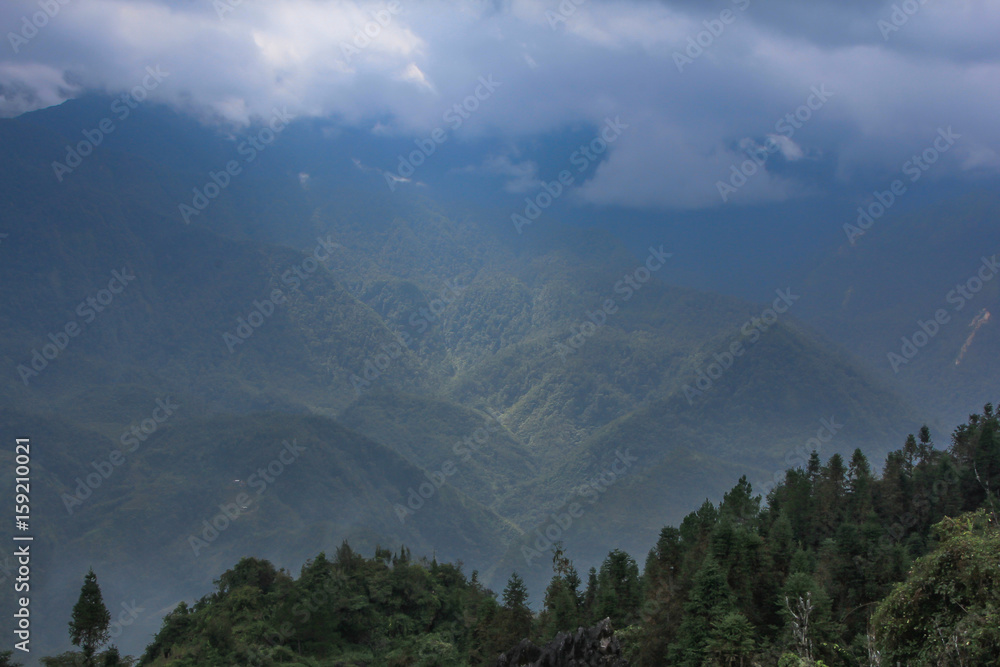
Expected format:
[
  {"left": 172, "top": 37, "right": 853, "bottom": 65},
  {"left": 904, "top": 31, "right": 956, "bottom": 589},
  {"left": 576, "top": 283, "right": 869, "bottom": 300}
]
[{"left": 30, "top": 403, "right": 1000, "bottom": 667}]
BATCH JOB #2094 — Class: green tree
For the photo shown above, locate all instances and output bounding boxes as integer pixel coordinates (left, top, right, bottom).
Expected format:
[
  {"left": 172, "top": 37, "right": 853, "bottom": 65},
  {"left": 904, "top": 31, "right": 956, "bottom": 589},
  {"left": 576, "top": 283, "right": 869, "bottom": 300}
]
[
  {"left": 0, "top": 650, "right": 23, "bottom": 667},
  {"left": 498, "top": 572, "right": 533, "bottom": 648},
  {"left": 539, "top": 575, "right": 577, "bottom": 640},
  {"left": 68, "top": 569, "right": 111, "bottom": 667},
  {"left": 872, "top": 510, "right": 1000, "bottom": 665},
  {"left": 719, "top": 476, "right": 761, "bottom": 526},
  {"left": 640, "top": 527, "right": 683, "bottom": 665},
  {"left": 582, "top": 567, "right": 599, "bottom": 622},
  {"left": 99, "top": 647, "right": 126, "bottom": 667},
  {"left": 538, "top": 546, "right": 582, "bottom": 639},
  {"left": 671, "top": 556, "right": 734, "bottom": 666},
  {"left": 705, "top": 611, "right": 757, "bottom": 667},
  {"left": 595, "top": 549, "right": 641, "bottom": 627}
]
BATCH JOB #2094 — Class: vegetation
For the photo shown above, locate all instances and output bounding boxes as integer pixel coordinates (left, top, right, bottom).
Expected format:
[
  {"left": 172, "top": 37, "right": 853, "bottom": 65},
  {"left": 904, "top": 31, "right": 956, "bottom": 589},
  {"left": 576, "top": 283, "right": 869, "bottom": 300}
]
[
  {"left": 36, "top": 404, "right": 994, "bottom": 666},
  {"left": 0, "top": 650, "right": 23, "bottom": 667},
  {"left": 138, "top": 545, "right": 504, "bottom": 666},
  {"left": 43, "top": 569, "right": 130, "bottom": 666},
  {"left": 69, "top": 569, "right": 112, "bottom": 664}
]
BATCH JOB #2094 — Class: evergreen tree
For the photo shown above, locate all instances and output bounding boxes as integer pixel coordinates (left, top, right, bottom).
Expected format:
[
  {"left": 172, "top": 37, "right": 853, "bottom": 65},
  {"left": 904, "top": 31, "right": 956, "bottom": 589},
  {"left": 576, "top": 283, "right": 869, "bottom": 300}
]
[
  {"left": 671, "top": 556, "right": 733, "bottom": 666},
  {"left": 595, "top": 549, "right": 641, "bottom": 627},
  {"left": 498, "top": 572, "right": 533, "bottom": 648},
  {"left": 719, "top": 475, "right": 761, "bottom": 526},
  {"left": 538, "top": 546, "right": 582, "bottom": 639},
  {"left": 539, "top": 576, "right": 577, "bottom": 640},
  {"left": 816, "top": 454, "right": 847, "bottom": 534},
  {"left": 582, "top": 567, "right": 599, "bottom": 622},
  {"left": 917, "top": 424, "right": 934, "bottom": 463},
  {"left": 69, "top": 569, "right": 111, "bottom": 667},
  {"left": 705, "top": 611, "right": 757, "bottom": 667},
  {"left": 564, "top": 565, "right": 582, "bottom": 609},
  {"left": 640, "top": 527, "right": 683, "bottom": 665},
  {"left": 806, "top": 451, "right": 821, "bottom": 481}
]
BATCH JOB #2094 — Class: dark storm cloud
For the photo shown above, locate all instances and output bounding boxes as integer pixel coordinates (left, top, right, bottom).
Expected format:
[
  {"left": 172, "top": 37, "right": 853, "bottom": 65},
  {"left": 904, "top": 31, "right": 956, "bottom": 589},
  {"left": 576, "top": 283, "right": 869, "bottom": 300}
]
[{"left": 1, "top": 0, "right": 997, "bottom": 208}]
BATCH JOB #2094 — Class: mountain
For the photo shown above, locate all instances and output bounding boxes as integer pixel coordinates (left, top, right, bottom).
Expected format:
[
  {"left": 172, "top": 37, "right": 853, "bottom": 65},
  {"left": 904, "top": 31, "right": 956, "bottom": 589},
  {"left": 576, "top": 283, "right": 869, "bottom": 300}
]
[
  {"left": 798, "top": 190, "right": 1000, "bottom": 430},
  {"left": 0, "top": 100, "right": 932, "bottom": 659}
]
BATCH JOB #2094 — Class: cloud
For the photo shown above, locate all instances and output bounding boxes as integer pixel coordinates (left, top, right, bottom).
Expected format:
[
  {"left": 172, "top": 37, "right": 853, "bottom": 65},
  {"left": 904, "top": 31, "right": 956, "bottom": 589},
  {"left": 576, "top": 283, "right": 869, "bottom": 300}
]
[
  {"left": 1, "top": 0, "right": 998, "bottom": 209},
  {"left": 461, "top": 154, "right": 540, "bottom": 193},
  {"left": 0, "top": 61, "right": 79, "bottom": 116},
  {"left": 766, "top": 135, "right": 805, "bottom": 162}
]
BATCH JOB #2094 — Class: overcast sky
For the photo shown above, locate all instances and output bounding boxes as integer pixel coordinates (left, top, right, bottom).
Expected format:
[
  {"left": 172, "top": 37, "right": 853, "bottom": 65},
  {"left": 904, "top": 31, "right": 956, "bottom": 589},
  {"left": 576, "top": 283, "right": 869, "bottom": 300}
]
[{"left": 2, "top": 0, "right": 998, "bottom": 209}]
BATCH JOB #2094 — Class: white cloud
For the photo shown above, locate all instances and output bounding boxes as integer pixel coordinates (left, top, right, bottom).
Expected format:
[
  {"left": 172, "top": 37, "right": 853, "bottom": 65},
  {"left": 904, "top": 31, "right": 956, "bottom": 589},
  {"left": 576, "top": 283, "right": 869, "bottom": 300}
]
[
  {"left": 767, "top": 134, "right": 805, "bottom": 162},
  {"left": 1, "top": 0, "right": 998, "bottom": 208}
]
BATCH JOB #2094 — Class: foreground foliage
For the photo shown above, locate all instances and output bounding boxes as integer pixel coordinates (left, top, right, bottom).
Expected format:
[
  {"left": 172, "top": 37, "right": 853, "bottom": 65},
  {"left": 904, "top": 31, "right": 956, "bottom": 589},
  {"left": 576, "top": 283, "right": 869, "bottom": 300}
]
[{"left": 138, "top": 544, "right": 515, "bottom": 666}]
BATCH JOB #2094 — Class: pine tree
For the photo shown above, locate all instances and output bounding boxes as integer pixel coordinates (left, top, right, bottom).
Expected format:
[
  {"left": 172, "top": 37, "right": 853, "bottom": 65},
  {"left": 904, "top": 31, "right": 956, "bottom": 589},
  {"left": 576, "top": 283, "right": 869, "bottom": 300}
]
[
  {"left": 917, "top": 424, "right": 934, "bottom": 463},
  {"left": 719, "top": 476, "right": 761, "bottom": 526},
  {"left": 671, "top": 556, "right": 734, "bottom": 666},
  {"left": 640, "top": 528, "right": 683, "bottom": 665},
  {"left": 69, "top": 569, "right": 111, "bottom": 667},
  {"left": 595, "top": 549, "right": 641, "bottom": 627},
  {"left": 499, "top": 572, "right": 533, "bottom": 647},
  {"left": 706, "top": 611, "right": 757, "bottom": 667},
  {"left": 536, "top": 544, "right": 579, "bottom": 637},
  {"left": 583, "top": 567, "right": 599, "bottom": 623},
  {"left": 806, "top": 451, "right": 822, "bottom": 481},
  {"left": 539, "top": 575, "right": 578, "bottom": 639}
]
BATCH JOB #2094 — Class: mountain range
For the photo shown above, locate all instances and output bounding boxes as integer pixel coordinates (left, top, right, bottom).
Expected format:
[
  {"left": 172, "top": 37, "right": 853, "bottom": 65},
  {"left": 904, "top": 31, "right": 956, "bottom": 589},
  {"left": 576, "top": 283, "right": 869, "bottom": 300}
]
[{"left": 1, "top": 97, "right": 996, "bottom": 660}]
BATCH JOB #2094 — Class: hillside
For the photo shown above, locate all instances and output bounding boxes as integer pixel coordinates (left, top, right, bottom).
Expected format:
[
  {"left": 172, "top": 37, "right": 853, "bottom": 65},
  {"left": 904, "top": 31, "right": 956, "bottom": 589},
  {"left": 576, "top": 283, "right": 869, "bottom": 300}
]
[
  {"left": 0, "top": 103, "right": 930, "bottom": 658},
  {"left": 799, "top": 191, "right": 1000, "bottom": 429}
]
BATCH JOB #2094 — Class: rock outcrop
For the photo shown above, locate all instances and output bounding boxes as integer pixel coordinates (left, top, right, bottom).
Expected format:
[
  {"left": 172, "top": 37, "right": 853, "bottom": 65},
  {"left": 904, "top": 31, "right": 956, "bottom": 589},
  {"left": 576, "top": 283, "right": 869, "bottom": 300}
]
[{"left": 495, "top": 618, "right": 629, "bottom": 667}]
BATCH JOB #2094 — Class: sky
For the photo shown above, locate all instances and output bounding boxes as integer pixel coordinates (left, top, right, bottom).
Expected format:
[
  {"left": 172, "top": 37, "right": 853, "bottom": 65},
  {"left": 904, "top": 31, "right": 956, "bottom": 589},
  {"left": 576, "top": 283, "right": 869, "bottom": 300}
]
[{"left": 2, "top": 0, "right": 998, "bottom": 211}]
